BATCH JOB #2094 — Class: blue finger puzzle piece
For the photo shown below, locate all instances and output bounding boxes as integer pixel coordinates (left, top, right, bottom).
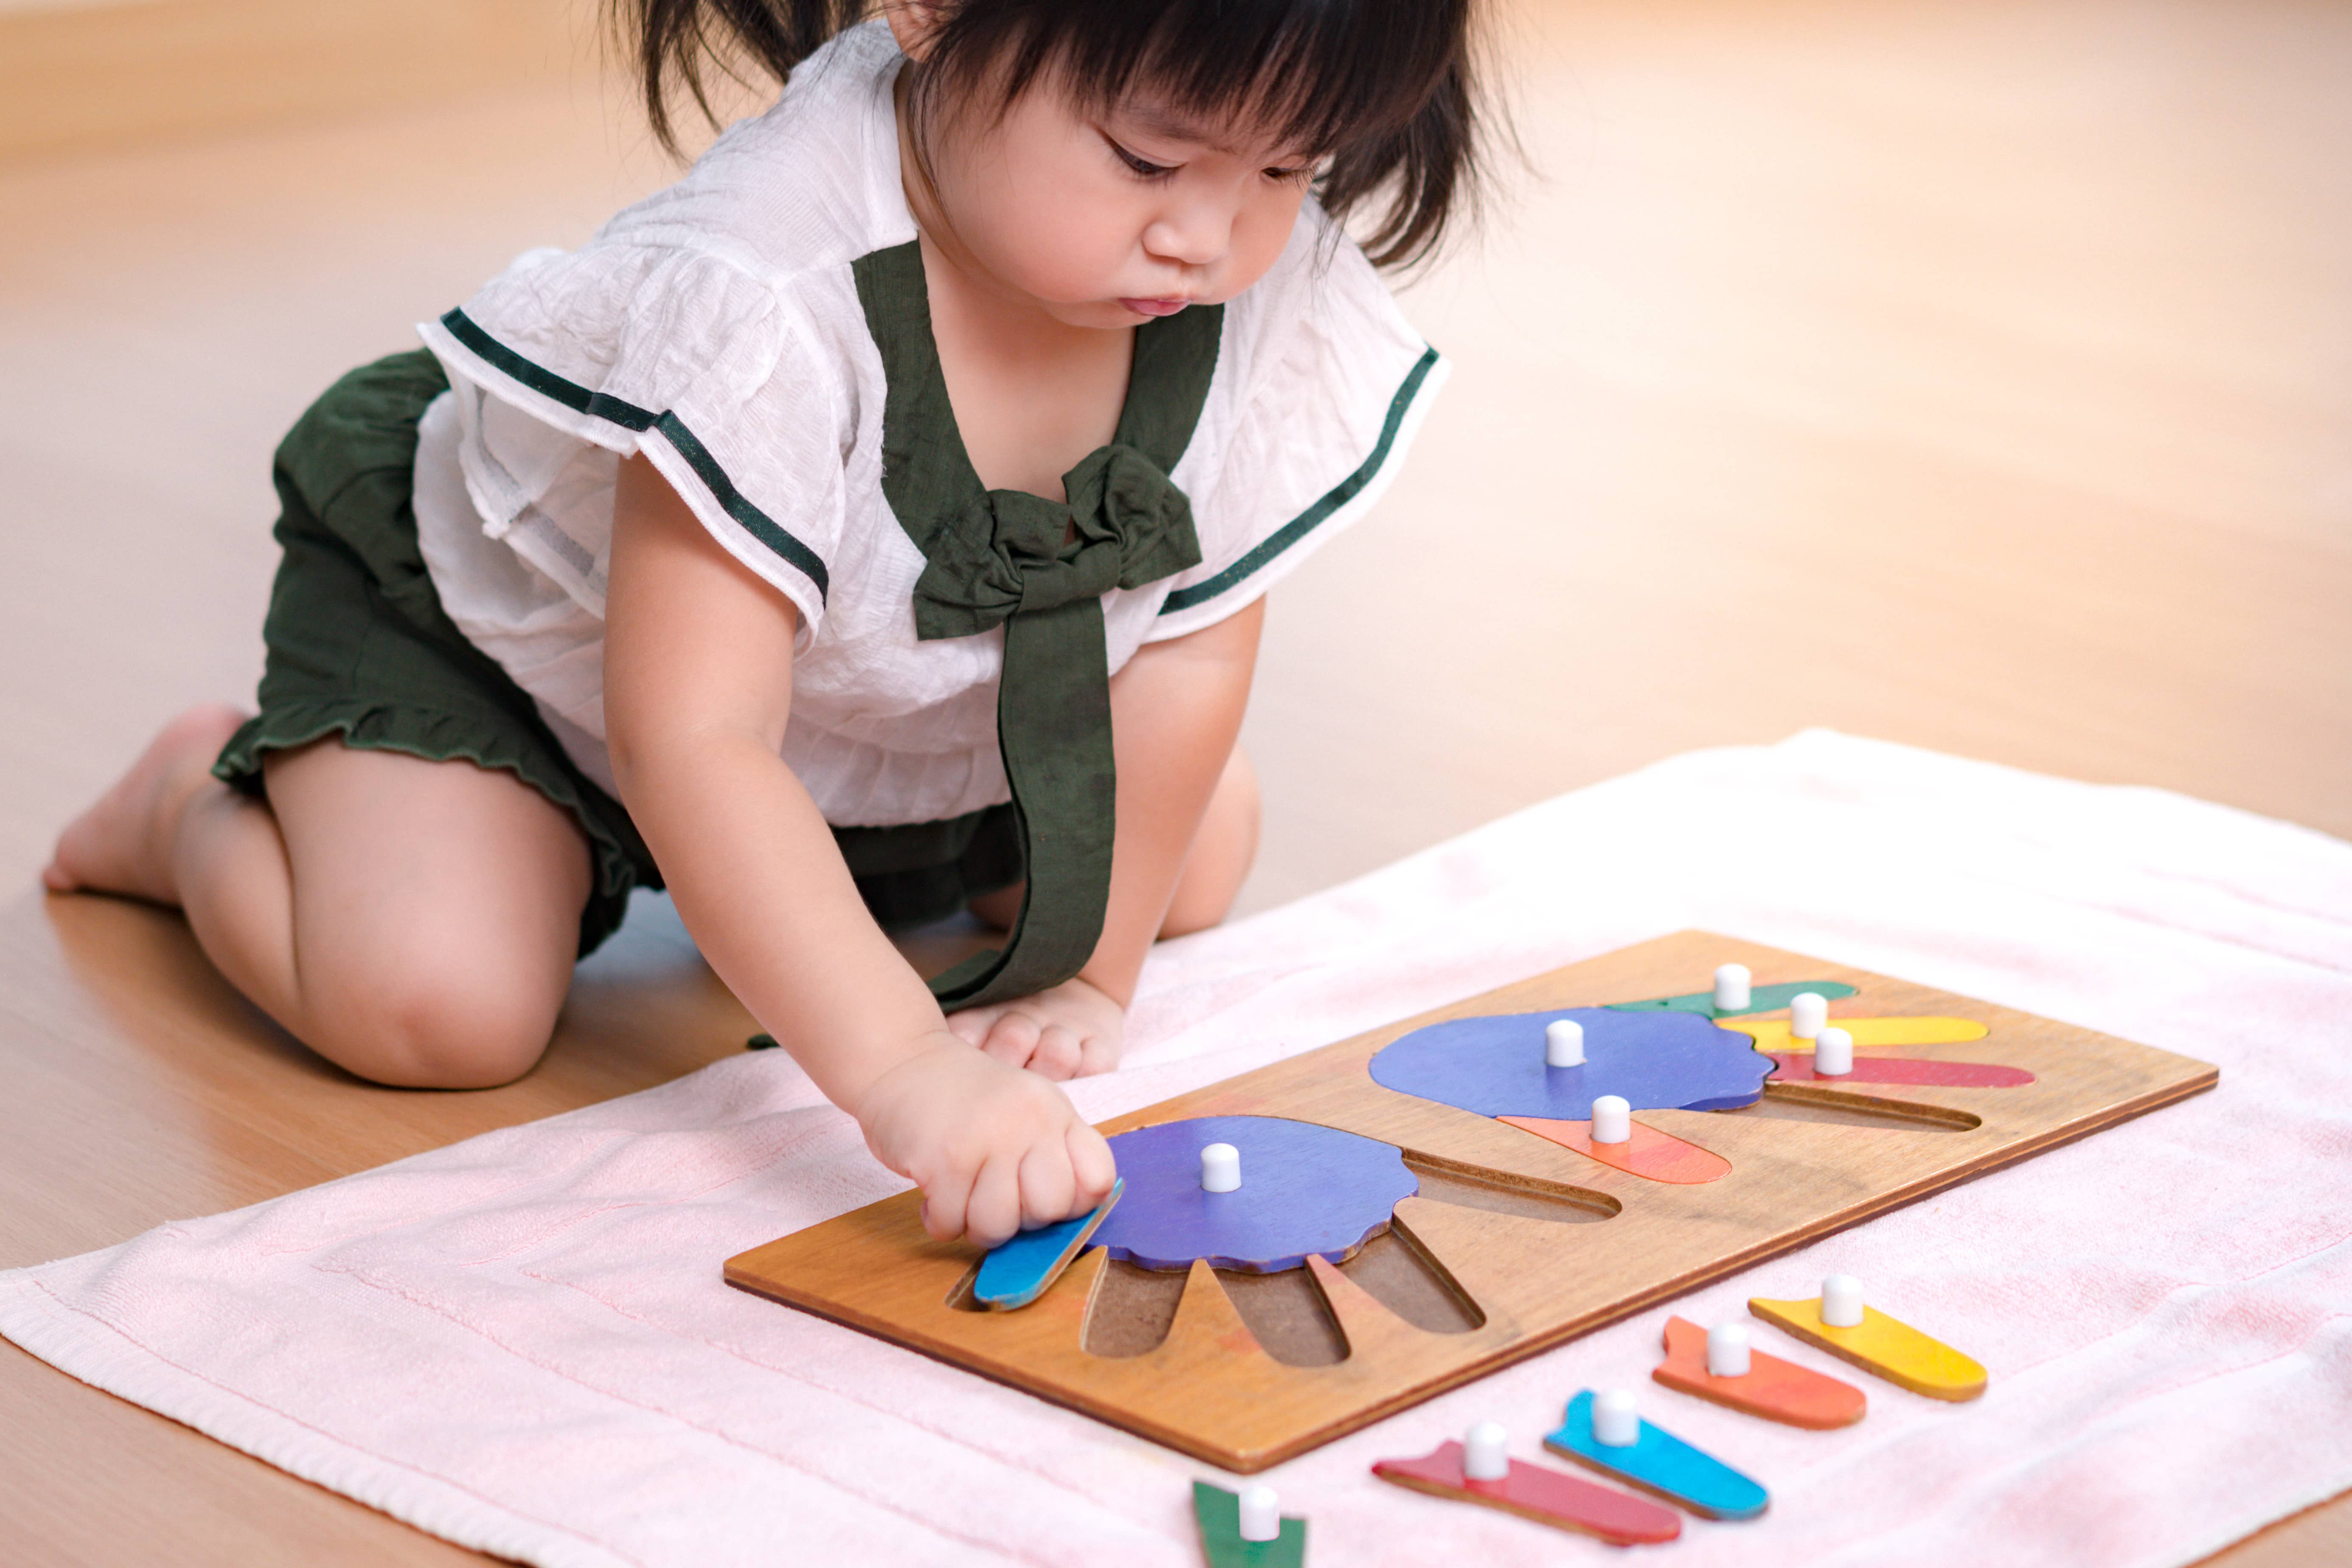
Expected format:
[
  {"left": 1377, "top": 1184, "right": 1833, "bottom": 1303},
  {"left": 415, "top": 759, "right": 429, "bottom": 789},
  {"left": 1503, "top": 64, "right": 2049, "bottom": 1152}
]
[
  {"left": 1192, "top": 1481, "right": 1307, "bottom": 1567},
  {"left": 1370, "top": 1007, "right": 1771, "bottom": 1119},
  {"left": 1544, "top": 1390, "right": 1770, "bottom": 1520},
  {"left": 972, "top": 1178, "right": 1123, "bottom": 1310},
  {"left": 1608, "top": 980, "right": 1857, "bottom": 1018},
  {"left": 1091, "top": 1117, "right": 1418, "bottom": 1273}
]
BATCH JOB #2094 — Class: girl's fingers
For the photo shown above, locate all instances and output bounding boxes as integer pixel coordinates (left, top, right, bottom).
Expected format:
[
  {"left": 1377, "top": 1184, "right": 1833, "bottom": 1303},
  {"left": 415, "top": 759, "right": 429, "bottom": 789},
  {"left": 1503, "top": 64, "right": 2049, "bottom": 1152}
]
[
  {"left": 963, "top": 1151, "right": 1025, "bottom": 1249},
  {"left": 1072, "top": 1029, "right": 1119, "bottom": 1079},
  {"left": 1028, "top": 1024, "right": 1083, "bottom": 1081},
  {"left": 980, "top": 1011, "right": 1042, "bottom": 1069},
  {"left": 1066, "top": 1120, "right": 1117, "bottom": 1208},
  {"left": 1016, "top": 1140, "right": 1077, "bottom": 1230},
  {"left": 919, "top": 1161, "right": 976, "bottom": 1243},
  {"left": 943, "top": 1009, "right": 994, "bottom": 1048}
]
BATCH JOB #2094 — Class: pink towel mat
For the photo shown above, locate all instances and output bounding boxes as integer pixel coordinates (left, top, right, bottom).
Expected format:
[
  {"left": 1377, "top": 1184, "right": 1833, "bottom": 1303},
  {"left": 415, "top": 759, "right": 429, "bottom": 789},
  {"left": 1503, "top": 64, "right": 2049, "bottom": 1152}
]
[{"left": 4, "top": 730, "right": 2348, "bottom": 1567}]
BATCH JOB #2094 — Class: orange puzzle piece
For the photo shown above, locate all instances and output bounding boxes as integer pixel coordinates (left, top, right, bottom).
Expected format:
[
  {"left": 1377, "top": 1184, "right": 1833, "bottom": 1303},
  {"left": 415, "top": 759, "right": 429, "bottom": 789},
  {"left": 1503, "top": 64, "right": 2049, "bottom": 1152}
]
[
  {"left": 1652, "top": 1316, "right": 1866, "bottom": 1428},
  {"left": 1497, "top": 1116, "right": 1731, "bottom": 1183}
]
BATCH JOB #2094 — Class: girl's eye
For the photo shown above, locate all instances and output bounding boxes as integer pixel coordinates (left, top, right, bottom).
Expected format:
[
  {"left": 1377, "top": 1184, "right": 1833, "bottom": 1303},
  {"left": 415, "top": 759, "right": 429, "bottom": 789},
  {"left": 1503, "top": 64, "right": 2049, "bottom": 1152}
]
[
  {"left": 1264, "top": 164, "right": 1314, "bottom": 183},
  {"left": 1106, "top": 139, "right": 1177, "bottom": 180}
]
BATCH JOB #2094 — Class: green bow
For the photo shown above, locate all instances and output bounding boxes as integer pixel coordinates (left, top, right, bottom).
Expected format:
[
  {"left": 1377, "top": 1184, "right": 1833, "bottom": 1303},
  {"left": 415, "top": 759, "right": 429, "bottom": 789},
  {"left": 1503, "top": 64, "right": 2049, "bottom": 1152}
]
[
  {"left": 853, "top": 241, "right": 1223, "bottom": 1013},
  {"left": 912, "top": 444, "right": 1201, "bottom": 637}
]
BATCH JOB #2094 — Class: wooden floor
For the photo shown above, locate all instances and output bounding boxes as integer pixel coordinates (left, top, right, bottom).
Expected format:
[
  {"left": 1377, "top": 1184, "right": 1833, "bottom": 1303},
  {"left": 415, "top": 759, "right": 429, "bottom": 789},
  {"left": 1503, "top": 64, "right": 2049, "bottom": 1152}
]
[{"left": 0, "top": 0, "right": 2345, "bottom": 1562}]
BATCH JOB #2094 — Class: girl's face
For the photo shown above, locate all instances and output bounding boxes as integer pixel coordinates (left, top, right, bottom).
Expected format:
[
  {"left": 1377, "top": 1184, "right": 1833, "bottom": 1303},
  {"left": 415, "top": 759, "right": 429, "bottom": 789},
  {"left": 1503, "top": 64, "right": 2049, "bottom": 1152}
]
[{"left": 910, "top": 69, "right": 1320, "bottom": 331}]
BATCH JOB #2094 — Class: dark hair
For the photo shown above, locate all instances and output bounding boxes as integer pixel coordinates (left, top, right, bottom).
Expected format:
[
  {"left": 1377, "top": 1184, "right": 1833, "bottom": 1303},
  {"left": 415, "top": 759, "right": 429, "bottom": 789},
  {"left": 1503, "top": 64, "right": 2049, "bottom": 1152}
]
[{"left": 610, "top": 0, "right": 1493, "bottom": 268}]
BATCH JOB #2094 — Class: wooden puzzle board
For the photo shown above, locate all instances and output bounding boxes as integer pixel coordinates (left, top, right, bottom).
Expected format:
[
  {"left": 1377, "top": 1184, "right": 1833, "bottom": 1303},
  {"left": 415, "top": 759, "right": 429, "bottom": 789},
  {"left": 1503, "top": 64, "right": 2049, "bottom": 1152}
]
[{"left": 724, "top": 932, "right": 2217, "bottom": 1471}]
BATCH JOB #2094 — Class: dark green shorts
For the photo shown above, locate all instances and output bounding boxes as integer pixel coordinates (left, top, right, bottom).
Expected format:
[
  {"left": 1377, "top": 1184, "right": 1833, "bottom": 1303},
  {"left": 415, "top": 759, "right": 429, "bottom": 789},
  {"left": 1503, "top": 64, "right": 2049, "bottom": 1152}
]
[{"left": 215, "top": 351, "right": 1021, "bottom": 955}]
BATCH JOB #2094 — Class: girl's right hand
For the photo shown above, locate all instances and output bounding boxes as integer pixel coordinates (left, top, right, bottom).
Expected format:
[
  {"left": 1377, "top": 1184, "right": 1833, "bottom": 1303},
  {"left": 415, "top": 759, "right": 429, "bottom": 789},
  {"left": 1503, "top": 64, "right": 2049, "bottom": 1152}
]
[{"left": 853, "top": 1033, "right": 1118, "bottom": 1249}]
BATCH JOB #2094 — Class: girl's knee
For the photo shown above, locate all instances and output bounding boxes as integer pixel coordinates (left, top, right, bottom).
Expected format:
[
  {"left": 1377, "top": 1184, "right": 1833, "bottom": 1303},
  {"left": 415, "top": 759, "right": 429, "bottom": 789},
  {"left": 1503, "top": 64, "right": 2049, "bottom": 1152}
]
[{"left": 303, "top": 940, "right": 565, "bottom": 1088}]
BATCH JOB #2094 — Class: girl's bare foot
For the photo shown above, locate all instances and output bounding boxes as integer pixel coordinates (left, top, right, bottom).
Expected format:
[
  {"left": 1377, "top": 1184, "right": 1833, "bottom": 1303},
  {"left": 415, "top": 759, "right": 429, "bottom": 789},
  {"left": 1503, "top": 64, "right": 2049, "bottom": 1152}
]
[{"left": 44, "top": 704, "right": 253, "bottom": 905}]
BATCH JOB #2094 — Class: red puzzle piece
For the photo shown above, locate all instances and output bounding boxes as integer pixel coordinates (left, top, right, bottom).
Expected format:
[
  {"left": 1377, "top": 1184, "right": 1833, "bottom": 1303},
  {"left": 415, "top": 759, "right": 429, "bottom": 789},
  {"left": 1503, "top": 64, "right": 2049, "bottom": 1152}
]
[
  {"left": 1766, "top": 1052, "right": 2035, "bottom": 1088},
  {"left": 1373, "top": 1441, "right": 1682, "bottom": 1545},
  {"left": 1653, "top": 1316, "right": 1866, "bottom": 1428}
]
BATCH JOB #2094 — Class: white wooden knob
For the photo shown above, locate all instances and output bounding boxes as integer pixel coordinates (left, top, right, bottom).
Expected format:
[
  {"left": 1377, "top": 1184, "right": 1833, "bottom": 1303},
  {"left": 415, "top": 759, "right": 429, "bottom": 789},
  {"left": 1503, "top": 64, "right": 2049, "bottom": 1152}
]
[
  {"left": 1464, "top": 1420, "right": 1509, "bottom": 1480},
  {"left": 1708, "top": 1320, "right": 1753, "bottom": 1377},
  {"left": 1714, "top": 963, "right": 1751, "bottom": 1011},
  {"left": 1545, "top": 1019, "right": 1586, "bottom": 1067},
  {"left": 1201, "top": 1143, "right": 1241, "bottom": 1192},
  {"left": 1813, "top": 1026, "right": 1854, "bottom": 1076},
  {"left": 1822, "top": 1273, "right": 1865, "bottom": 1327},
  {"left": 1593, "top": 1389, "right": 1640, "bottom": 1447},
  {"left": 1590, "top": 1095, "right": 1632, "bottom": 1145},
  {"left": 1238, "top": 1484, "right": 1280, "bottom": 1542},
  {"left": 1790, "top": 991, "right": 1828, "bottom": 1040}
]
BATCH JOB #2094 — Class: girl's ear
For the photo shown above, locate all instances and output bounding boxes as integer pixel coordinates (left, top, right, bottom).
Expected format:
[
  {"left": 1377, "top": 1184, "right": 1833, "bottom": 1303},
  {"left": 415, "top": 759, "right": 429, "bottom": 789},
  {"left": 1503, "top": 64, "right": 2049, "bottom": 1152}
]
[{"left": 883, "top": 0, "right": 950, "bottom": 62}]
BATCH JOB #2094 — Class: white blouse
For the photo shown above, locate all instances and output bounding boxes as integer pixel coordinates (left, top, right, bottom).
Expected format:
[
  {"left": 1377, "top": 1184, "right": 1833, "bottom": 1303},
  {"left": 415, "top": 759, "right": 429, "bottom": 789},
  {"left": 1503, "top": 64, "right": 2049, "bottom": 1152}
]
[{"left": 411, "top": 20, "right": 1444, "bottom": 827}]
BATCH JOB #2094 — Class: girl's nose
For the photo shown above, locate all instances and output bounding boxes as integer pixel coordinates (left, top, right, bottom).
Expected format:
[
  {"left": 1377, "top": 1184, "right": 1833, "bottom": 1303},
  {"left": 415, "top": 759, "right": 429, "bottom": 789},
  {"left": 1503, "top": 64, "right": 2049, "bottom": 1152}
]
[{"left": 1142, "top": 194, "right": 1234, "bottom": 269}]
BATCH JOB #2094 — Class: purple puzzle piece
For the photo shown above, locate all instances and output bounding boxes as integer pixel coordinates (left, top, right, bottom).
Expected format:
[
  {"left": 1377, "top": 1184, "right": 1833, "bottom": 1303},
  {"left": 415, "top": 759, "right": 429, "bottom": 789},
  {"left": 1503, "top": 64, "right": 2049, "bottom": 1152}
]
[
  {"left": 1370, "top": 1007, "right": 1771, "bottom": 1120},
  {"left": 1091, "top": 1116, "right": 1419, "bottom": 1274}
]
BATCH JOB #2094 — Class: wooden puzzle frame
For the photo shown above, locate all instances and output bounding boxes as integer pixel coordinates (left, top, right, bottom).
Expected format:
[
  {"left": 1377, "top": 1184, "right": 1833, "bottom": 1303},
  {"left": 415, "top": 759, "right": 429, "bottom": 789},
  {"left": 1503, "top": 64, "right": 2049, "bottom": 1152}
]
[{"left": 724, "top": 931, "right": 2217, "bottom": 1471}]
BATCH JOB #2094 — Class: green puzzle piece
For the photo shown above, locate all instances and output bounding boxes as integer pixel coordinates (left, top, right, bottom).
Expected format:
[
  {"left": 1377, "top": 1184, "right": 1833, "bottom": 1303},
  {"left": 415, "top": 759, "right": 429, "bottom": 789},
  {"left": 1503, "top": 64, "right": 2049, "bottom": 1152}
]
[
  {"left": 1608, "top": 979, "right": 1857, "bottom": 1019},
  {"left": 1193, "top": 1481, "right": 1307, "bottom": 1568}
]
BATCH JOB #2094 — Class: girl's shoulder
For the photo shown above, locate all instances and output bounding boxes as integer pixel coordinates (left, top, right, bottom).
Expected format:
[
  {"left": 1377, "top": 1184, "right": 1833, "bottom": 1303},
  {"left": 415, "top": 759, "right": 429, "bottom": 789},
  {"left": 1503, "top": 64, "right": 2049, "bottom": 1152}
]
[
  {"left": 419, "top": 22, "right": 909, "bottom": 453},
  {"left": 592, "top": 21, "right": 914, "bottom": 297},
  {"left": 1152, "top": 206, "right": 1447, "bottom": 640},
  {"left": 1217, "top": 200, "right": 1431, "bottom": 408}
]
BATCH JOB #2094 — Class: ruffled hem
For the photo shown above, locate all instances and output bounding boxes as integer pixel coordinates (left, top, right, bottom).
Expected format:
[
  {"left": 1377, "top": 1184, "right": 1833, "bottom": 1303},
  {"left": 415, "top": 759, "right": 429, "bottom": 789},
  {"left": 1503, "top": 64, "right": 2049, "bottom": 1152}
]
[{"left": 213, "top": 699, "right": 653, "bottom": 955}]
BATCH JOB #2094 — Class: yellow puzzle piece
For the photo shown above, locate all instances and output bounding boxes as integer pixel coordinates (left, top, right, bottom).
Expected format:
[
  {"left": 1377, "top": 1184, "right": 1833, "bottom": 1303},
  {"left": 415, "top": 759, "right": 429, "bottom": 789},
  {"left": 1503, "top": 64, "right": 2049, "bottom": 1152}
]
[
  {"left": 1748, "top": 1296, "right": 1987, "bottom": 1401},
  {"left": 1726, "top": 1016, "right": 1989, "bottom": 1053}
]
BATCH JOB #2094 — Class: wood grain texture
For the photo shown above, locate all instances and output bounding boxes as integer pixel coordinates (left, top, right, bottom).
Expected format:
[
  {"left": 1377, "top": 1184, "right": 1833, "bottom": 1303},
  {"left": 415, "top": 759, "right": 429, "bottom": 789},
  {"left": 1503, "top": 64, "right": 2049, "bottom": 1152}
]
[
  {"left": 1653, "top": 1316, "right": 1866, "bottom": 1430},
  {"left": 726, "top": 931, "right": 2215, "bottom": 1471}
]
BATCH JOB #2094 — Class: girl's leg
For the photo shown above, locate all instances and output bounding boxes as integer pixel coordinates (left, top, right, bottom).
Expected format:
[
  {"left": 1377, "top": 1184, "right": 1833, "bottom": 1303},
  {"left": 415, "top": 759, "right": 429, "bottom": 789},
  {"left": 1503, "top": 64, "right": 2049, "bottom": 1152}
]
[{"left": 47, "top": 705, "right": 591, "bottom": 1088}]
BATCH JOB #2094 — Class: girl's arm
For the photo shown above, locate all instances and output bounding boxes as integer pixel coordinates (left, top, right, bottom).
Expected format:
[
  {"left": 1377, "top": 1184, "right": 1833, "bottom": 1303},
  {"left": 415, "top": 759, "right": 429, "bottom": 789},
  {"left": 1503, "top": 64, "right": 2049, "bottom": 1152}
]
[
  {"left": 1092, "top": 600, "right": 1263, "bottom": 995},
  {"left": 603, "top": 454, "right": 1114, "bottom": 1246},
  {"left": 947, "top": 599, "right": 1264, "bottom": 1074}
]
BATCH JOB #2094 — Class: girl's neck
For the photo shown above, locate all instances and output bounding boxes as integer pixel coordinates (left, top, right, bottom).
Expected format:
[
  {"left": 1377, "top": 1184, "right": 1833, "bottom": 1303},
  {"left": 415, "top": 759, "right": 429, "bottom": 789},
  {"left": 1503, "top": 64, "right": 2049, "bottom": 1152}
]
[{"left": 893, "top": 70, "right": 1135, "bottom": 499}]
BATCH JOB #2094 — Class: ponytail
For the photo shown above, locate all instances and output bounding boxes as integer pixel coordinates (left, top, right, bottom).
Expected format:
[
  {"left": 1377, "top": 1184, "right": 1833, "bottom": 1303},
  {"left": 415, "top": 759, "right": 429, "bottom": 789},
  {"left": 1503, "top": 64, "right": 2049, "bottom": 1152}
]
[
  {"left": 608, "top": 0, "right": 870, "bottom": 155},
  {"left": 1320, "top": 53, "right": 1481, "bottom": 271},
  {"left": 608, "top": 0, "right": 1499, "bottom": 270}
]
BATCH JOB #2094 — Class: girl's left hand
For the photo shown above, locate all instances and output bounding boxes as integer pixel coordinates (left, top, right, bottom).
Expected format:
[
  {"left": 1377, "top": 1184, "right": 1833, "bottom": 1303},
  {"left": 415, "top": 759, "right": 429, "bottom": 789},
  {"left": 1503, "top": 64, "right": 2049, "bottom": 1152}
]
[{"left": 946, "top": 976, "right": 1124, "bottom": 1081}]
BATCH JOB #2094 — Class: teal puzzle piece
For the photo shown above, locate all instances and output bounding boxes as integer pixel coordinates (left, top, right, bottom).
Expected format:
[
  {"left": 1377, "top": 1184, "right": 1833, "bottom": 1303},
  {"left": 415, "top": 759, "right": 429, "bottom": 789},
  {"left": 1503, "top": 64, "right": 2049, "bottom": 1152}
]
[
  {"left": 1544, "top": 1391, "right": 1769, "bottom": 1521},
  {"left": 971, "top": 1178, "right": 1123, "bottom": 1310},
  {"left": 1192, "top": 1481, "right": 1307, "bottom": 1568},
  {"left": 1608, "top": 979, "right": 1857, "bottom": 1019}
]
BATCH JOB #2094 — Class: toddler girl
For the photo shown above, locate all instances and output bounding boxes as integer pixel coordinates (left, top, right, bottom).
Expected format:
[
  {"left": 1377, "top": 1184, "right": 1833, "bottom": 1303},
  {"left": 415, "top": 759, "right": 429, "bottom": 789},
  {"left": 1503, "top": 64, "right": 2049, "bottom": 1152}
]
[{"left": 45, "top": 0, "right": 1486, "bottom": 1247}]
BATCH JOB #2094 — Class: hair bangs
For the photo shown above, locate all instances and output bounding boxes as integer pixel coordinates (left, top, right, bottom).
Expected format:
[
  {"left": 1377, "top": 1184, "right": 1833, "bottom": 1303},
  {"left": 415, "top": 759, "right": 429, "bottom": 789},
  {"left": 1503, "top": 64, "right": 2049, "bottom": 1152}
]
[
  {"left": 925, "top": 0, "right": 1486, "bottom": 269},
  {"left": 614, "top": 0, "right": 1496, "bottom": 269}
]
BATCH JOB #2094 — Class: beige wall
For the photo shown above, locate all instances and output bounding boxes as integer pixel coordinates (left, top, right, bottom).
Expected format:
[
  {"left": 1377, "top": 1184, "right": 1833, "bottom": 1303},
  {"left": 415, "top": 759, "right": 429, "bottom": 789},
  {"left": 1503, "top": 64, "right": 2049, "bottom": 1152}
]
[{"left": 0, "top": 0, "right": 585, "bottom": 162}]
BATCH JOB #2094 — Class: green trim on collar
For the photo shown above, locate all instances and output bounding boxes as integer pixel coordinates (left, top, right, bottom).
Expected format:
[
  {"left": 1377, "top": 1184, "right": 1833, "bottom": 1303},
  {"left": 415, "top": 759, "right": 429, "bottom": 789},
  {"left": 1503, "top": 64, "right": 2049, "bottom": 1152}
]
[
  {"left": 437, "top": 308, "right": 831, "bottom": 600},
  {"left": 1160, "top": 343, "right": 1440, "bottom": 616}
]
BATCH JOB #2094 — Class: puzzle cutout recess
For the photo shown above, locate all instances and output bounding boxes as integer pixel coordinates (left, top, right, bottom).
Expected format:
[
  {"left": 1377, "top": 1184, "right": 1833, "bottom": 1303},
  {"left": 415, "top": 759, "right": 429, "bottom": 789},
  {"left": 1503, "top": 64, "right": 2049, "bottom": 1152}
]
[{"left": 725, "top": 932, "right": 2216, "bottom": 1471}]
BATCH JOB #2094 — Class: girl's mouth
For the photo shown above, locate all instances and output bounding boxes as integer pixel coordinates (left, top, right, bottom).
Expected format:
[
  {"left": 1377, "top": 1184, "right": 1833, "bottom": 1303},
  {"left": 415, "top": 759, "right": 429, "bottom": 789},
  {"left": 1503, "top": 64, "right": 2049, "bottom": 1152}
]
[{"left": 1118, "top": 297, "right": 1190, "bottom": 317}]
